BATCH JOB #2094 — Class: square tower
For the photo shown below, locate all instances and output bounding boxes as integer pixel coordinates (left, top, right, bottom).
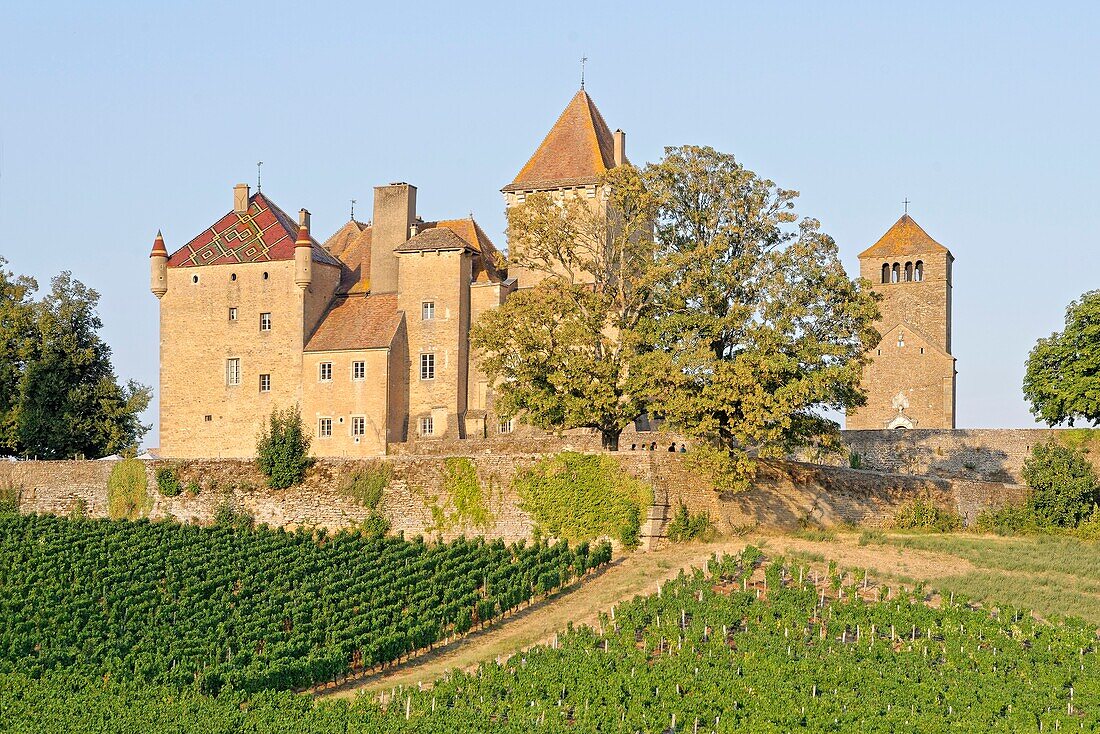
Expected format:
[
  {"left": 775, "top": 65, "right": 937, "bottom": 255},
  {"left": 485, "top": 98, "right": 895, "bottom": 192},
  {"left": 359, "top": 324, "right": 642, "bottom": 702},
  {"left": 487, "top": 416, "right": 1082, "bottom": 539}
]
[{"left": 847, "top": 214, "right": 957, "bottom": 430}]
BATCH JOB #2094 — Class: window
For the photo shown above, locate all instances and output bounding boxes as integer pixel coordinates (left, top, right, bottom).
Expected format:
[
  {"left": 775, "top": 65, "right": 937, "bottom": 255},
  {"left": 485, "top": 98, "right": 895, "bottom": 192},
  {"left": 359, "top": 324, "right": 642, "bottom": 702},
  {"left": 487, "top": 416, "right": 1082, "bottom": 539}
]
[
  {"left": 260, "top": 313, "right": 271, "bottom": 331},
  {"left": 499, "top": 417, "right": 514, "bottom": 434},
  {"left": 420, "top": 353, "right": 435, "bottom": 380},
  {"left": 904, "top": 262, "right": 913, "bottom": 282},
  {"left": 319, "top": 362, "right": 332, "bottom": 382},
  {"left": 897, "top": 331, "right": 905, "bottom": 348},
  {"left": 230, "top": 273, "right": 237, "bottom": 281},
  {"left": 226, "top": 358, "right": 241, "bottom": 386},
  {"left": 891, "top": 263, "right": 900, "bottom": 283},
  {"left": 318, "top": 418, "right": 332, "bottom": 438},
  {"left": 229, "top": 307, "right": 238, "bottom": 321},
  {"left": 204, "top": 415, "right": 212, "bottom": 422},
  {"left": 259, "top": 374, "right": 271, "bottom": 392},
  {"left": 192, "top": 275, "right": 199, "bottom": 284},
  {"left": 422, "top": 301, "right": 435, "bottom": 320},
  {"left": 881, "top": 263, "right": 890, "bottom": 284},
  {"left": 351, "top": 416, "right": 365, "bottom": 437},
  {"left": 419, "top": 416, "right": 434, "bottom": 436},
  {"left": 352, "top": 361, "right": 366, "bottom": 381},
  {"left": 914, "top": 260, "right": 924, "bottom": 282}
]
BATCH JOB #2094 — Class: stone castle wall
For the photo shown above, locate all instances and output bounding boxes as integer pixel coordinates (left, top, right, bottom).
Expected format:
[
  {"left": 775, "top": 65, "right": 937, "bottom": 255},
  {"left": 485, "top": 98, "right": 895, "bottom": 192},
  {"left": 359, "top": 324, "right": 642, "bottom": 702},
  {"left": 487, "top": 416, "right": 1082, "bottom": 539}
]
[
  {"left": 1, "top": 450, "right": 1028, "bottom": 538},
  {"left": 837, "top": 428, "right": 1100, "bottom": 484}
]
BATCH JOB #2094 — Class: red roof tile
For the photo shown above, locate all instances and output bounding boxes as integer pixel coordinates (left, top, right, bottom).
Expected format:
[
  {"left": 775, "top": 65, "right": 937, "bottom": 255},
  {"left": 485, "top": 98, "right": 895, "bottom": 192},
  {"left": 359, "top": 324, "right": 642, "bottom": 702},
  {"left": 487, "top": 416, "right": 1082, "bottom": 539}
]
[
  {"left": 504, "top": 90, "right": 617, "bottom": 192},
  {"left": 168, "top": 193, "right": 340, "bottom": 268},
  {"left": 304, "top": 293, "right": 402, "bottom": 352}
]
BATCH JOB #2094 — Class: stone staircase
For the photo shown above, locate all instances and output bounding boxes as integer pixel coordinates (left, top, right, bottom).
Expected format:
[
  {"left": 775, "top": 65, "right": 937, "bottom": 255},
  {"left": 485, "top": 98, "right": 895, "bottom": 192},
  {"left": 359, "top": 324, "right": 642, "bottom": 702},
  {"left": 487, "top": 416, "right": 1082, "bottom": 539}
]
[{"left": 637, "top": 455, "right": 672, "bottom": 551}]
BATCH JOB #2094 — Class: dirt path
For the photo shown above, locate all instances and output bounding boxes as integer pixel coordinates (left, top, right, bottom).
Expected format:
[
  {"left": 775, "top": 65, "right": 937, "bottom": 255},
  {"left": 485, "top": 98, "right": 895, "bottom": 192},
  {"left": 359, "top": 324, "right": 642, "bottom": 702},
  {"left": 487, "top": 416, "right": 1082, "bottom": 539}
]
[{"left": 314, "top": 532, "right": 989, "bottom": 701}]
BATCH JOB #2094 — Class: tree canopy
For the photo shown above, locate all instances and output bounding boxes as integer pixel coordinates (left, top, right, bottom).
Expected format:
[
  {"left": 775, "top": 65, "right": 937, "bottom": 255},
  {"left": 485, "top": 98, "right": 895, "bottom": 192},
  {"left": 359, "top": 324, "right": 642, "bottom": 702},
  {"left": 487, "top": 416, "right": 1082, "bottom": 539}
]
[
  {"left": 1023, "top": 289, "right": 1100, "bottom": 427},
  {"left": 0, "top": 258, "right": 150, "bottom": 459},
  {"left": 471, "top": 147, "right": 880, "bottom": 486}
]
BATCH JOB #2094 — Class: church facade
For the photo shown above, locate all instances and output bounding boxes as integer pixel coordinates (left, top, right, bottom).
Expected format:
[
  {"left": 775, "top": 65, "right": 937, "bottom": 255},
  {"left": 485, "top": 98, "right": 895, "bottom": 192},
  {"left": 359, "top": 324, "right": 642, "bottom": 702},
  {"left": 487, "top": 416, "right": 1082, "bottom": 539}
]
[{"left": 150, "top": 89, "right": 956, "bottom": 459}]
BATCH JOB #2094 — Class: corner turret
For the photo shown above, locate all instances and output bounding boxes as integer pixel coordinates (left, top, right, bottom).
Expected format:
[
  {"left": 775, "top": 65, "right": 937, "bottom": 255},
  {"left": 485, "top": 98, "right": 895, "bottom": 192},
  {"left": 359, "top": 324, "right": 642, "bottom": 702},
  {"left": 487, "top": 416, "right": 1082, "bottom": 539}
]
[
  {"left": 294, "top": 210, "right": 312, "bottom": 289},
  {"left": 150, "top": 230, "right": 168, "bottom": 298}
]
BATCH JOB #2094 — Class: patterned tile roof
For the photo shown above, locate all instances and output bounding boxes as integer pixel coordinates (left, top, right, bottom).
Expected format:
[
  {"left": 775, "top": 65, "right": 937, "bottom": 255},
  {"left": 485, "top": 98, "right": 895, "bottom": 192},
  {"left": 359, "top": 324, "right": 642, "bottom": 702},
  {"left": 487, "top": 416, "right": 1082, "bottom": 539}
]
[
  {"left": 859, "top": 214, "right": 951, "bottom": 259},
  {"left": 322, "top": 219, "right": 372, "bottom": 294},
  {"left": 304, "top": 293, "right": 402, "bottom": 352},
  {"left": 502, "top": 90, "right": 618, "bottom": 192},
  {"left": 167, "top": 193, "right": 340, "bottom": 268}
]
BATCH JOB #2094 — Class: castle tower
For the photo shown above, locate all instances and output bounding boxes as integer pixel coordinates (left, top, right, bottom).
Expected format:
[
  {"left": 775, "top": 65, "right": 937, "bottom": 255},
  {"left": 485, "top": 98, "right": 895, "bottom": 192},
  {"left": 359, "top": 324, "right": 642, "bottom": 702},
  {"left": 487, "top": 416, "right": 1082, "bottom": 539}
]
[
  {"left": 501, "top": 89, "right": 626, "bottom": 287},
  {"left": 847, "top": 213, "right": 957, "bottom": 430}
]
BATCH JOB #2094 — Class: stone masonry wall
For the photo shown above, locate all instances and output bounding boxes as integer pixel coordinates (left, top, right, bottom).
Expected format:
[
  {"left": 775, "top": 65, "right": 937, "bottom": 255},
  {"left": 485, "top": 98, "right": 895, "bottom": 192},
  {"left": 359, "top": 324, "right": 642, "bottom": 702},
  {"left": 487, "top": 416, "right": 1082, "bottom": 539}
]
[
  {"left": 838, "top": 429, "right": 1100, "bottom": 484},
  {"left": 1, "top": 451, "right": 1029, "bottom": 537}
]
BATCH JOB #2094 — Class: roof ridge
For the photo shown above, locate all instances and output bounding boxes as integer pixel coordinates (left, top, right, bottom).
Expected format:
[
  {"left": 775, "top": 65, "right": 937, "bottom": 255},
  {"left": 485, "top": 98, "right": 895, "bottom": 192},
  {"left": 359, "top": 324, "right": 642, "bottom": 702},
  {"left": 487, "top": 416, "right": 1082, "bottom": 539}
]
[{"left": 508, "top": 89, "right": 616, "bottom": 190}]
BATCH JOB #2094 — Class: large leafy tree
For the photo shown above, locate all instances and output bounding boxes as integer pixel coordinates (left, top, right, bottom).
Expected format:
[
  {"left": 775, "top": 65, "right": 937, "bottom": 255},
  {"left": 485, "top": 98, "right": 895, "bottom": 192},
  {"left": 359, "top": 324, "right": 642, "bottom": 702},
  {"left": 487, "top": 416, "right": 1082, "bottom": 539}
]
[
  {"left": 638, "top": 146, "right": 880, "bottom": 490},
  {"left": 1023, "top": 290, "right": 1100, "bottom": 427},
  {"left": 0, "top": 262, "right": 151, "bottom": 459},
  {"left": 470, "top": 166, "right": 658, "bottom": 450}
]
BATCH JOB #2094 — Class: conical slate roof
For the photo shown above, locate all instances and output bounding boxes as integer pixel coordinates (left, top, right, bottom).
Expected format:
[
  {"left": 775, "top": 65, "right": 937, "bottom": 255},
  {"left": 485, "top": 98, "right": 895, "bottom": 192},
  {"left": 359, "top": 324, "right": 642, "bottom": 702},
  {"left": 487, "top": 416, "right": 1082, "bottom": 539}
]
[
  {"left": 503, "top": 90, "right": 618, "bottom": 192},
  {"left": 859, "top": 214, "right": 951, "bottom": 259}
]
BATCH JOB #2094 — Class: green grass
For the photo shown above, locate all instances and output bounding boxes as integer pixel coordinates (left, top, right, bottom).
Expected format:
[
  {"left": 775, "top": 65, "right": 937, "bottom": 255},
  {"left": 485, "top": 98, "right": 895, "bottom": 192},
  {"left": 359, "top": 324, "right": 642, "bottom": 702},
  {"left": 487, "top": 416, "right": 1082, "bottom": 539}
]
[{"left": 886, "top": 534, "right": 1100, "bottom": 582}]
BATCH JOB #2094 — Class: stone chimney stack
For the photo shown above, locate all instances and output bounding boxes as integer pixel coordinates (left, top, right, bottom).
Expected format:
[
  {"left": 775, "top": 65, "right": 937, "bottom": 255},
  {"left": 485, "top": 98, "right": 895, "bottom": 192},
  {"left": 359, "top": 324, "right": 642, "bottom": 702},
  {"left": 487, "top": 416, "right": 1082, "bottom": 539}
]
[
  {"left": 299, "top": 208, "right": 311, "bottom": 230},
  {"left": 234, "top": 183, "right": 250, "bottom": 214},
  {"left": 613, "top": 130, "right": 626, "bottom": 167},
  {"left": 370, "top": 183, "right": 417, "bottom": 294}
]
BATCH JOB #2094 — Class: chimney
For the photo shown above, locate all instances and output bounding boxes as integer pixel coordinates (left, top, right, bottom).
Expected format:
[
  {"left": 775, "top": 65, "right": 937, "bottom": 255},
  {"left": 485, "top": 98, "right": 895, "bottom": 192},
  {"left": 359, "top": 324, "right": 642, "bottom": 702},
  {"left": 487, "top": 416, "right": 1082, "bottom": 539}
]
[
  {"left": 299, "top": 208, "right": 311, "bottom": 231},
  {"left": 370, "top": 183, "right": 417, "bottom": 293},
  {"left": 613, "top": 130, "right": 626, "bottom": 167},
  {"left": 409, "top": 223, "right": 419, "bottom": 238},
  {"left": 234, "top": 183, "right": 250, "bottom": 214}
]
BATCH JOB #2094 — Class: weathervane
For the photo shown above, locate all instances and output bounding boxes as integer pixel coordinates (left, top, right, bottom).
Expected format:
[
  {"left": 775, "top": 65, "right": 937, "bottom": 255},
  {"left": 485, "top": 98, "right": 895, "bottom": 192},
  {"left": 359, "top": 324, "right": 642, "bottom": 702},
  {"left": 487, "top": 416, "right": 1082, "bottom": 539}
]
[
  {"left": 903, "top": 197, "right": 910, "bottom": 214},
  {"left": 257, "top": 161, "right": 263, "bottom": 193},
  {"left": 350, "top": 199, "right": 356, "bottom": 221},
  {"left": 580, "top": 55, "right": 587, "bottom": 89}
]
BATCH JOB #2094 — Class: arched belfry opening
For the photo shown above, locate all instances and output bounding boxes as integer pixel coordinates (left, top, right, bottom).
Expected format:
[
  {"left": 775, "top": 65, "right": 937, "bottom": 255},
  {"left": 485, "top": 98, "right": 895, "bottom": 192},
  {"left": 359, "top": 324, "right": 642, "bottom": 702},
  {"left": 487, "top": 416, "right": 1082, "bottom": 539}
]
[
  {"left": 915, "top": 260, "right": 924, "bottom": 281},
  {"left": 891, "top": 263, "right": 900, "bottom": 283},
  {"left": 904, "top": 262, "right": 913, "bottom": 281},
  {"left": 881, "top": 263, "right": 890, "bottom": 283}
]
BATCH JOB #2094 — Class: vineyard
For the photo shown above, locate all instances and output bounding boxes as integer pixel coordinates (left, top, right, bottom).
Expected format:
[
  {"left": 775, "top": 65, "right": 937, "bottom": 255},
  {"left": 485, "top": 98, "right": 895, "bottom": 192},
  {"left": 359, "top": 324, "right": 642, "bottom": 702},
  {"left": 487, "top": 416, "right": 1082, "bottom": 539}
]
[
  {"left": 0, "top": 514, "right": 611, "bottom": 694},
  {"left": 3, "top": 525, "right": 1099, "bottom": 731}
]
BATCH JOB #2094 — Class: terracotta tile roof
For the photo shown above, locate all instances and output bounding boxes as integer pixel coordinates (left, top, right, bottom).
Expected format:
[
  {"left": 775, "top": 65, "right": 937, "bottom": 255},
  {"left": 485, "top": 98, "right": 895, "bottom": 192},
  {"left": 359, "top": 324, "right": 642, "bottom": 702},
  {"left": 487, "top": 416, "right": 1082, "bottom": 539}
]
[
  {"left": 304, "top": 293, "right": 402, "bottom": 352},
  {"left": 322, "top": 220, "right": 372, "bottom": 294},
  {"left": 503, "top": 90, "right": 618, "bottom": 192},
  {"left": 420, "top": 218, "right": 507, "bottom": 282},
  {"left": 167, "top": 193, "right": 340, "bottom": 268},
  {"left": 394, "top": 226, "right": 478, "bottom": 254},
  {"left": 859, "top": 214, "right": 951, "bottom": 259}
]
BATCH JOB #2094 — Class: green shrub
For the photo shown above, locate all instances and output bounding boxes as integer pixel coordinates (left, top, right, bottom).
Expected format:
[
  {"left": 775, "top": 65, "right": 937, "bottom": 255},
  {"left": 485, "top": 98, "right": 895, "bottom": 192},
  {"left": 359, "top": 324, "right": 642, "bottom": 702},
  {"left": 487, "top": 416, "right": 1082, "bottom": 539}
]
[
  {"left": 848, "top": 452, "right": 862, "bottom": 470},
  {"left": 513, "top": 452, "right": 652, "bottom": 548},
  {"left": 214, "top": 500, "right": 254, "bottom": 531},
  {"left": 1021, "top": 438, "right": 1099, "bottom": 528},
  {"left": 155, "top": 466, "right": 182, "bottom": 497},
  {"left": 359, "top": 513, "right": 390, "bottom": 538},
  {"left": 184, "top": 481, "right": 201, "bottom": 497},
  {"left": 256, "top": 406, "right": 312, "bottom": 489},
  {"left": 341, "top": 464, "right": 391, "bottom": 510},
  {"left": 666, "top": 502, "right": 714, "bottom": 542},
  {"left": 0, "top": 480, "right": 21, "bottom": 514},
  {"left": 107, "top": 459, "right": 151, "bottom": 520},
  {"left": 892, "top": 495, "right": 962, "bottom": 532}
]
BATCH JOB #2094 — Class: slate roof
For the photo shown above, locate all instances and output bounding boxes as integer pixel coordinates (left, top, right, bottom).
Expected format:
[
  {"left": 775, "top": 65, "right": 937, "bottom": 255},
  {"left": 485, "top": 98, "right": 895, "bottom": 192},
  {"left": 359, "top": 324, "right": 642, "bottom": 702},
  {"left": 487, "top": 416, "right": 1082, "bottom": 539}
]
[
  {"left": 304, "top": 293, "right": 402, "bottom": 352},
  {"left": 322, "top": 219, "right": 372, "bottom": 294},
  {"left": 167, "top": 193, "right": 340, "bottom": 268},
  {"left": 859, "top": 214, "right": 951, "bottom": 259},
  {"left": 502, "top": 90, "right": 619, "bottom": 192}
]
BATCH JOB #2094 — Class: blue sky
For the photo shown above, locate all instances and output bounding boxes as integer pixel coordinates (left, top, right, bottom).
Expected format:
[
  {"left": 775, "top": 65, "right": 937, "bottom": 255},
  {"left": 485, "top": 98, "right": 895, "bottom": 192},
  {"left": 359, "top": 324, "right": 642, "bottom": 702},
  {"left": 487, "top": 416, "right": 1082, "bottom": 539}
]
[{"left": 1, "top": 1, "right": 1096, "bottom": 443}]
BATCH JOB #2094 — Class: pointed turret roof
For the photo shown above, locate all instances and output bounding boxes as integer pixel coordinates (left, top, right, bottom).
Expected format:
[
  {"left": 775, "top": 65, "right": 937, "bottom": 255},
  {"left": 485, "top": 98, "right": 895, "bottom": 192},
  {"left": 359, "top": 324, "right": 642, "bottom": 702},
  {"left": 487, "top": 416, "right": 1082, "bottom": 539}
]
[
  {"left": 859, "top": 214, "right": 951, "bottom": 259},
  {"left": 503, "top": 89, "right": 618, "bottom": 192},
  {"left": 150, "top": 230, "right": 167, "bottom": 257}
]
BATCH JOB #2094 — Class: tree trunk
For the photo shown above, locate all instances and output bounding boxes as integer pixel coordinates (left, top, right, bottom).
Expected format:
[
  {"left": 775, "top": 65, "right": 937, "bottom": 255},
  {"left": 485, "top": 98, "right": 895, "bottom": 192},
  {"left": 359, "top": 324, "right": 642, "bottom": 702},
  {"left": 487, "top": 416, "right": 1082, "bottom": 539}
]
[{"left": 601, "top": 429, "right": 621, "bottom": 451}]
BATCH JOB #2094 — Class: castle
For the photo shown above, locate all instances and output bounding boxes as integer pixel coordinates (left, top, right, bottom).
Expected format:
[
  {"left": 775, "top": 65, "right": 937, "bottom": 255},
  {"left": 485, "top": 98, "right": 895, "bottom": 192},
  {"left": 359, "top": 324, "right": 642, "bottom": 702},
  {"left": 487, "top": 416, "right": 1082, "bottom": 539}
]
[{"left": 150, "top": 89, "right": 956, "bottom": 459}]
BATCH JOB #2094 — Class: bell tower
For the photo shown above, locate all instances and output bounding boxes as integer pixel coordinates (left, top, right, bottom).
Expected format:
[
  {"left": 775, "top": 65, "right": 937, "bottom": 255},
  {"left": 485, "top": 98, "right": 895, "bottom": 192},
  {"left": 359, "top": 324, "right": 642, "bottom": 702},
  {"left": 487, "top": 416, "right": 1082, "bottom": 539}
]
[{"left": 847, "top": 213, "right": 957, "bottom": 430}]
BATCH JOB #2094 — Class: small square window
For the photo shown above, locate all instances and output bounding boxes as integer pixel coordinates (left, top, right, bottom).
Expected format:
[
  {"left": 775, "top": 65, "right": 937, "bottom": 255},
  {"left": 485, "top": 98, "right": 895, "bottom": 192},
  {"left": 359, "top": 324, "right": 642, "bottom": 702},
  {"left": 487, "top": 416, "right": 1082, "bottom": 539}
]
[
  {"left": 259, "top": 374, "right": 271, "bottom": 392},
  {"left": 318, "top": 418, "right": 332, "bottom": 438},
  {"left": 352, "top": 361, "right": 366, "bottom": 381},
  {"left": 420, "top": 353, "right": 435, "bottom": 380},
  {"left": 228, "top": 307, "right": 238, "bottom": 321},
  {"left": 499, "top": 418, "right": 514, "bottom": 434},
  {"left": 422, "top": 301, "right": 435, "bottom": 320},
  {"left": 419, "top": 416, "right": 434, "bottom": 436},
  {"left": 319, "top": 362, "right": 333, "bottom": 382},
  {"left": 351, "top": 416, "right": 365, "bottom": 437},
  {"left": 260, "top": 313, "right": 271, "bottom": 331},
  {"left": 204, "top": 415, "right": 212, "bottom": 422},
  {"left": 226, "top": 358, "right": 241, "bottom": 386}
]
